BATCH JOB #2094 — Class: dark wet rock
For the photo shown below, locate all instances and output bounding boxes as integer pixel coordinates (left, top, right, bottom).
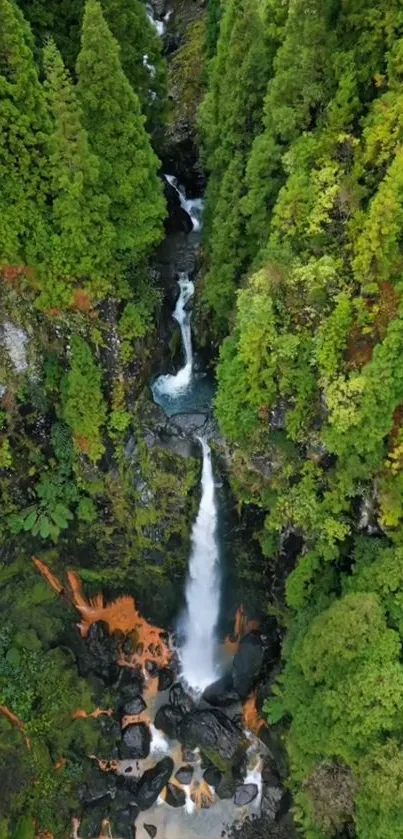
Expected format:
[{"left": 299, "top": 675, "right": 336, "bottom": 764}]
[
  {"left": 137, "top": 757, "right": 174, "bottom": 810},
  {"left": 144, "top": 825, "right": 157, "bottom": 839},
  {"left": 216, "top": 774, "right": 237, "bottom": 800},
  {"left": 123, "top": 696, "right": 147, "bottom": 717},
  {"left": 175, "top": 764, "right": 194, "bottom": 785},
  {"left": 110, "top": 808, "right": 136, "bottom": 839},
  {"left": 203, "top": 675, "right": 240, "bottom": 708},
  {"left": 79, "top": 621, "right": 120, "bottom": 684},
  {"left": 169, "top": 412, "right": 208, "bottom": 437},
  {"left": 234, "top": 784, "right": 259, "bottom": 806},
  {"left": 178, "top": 709, "right": 246, "bottom": 763},
  {"left": 79, "top": 802, "right": 107, "bottom": 838},
  {"left": 154, "top": 704, "right": 184, "bottom": 739},
  {"left": 232, "top": 632, "right": 265, "bottom": 699},
  {"left": 260, "top": 766, "right": 288, "bottom": 821},
  {"left": 80, "top": 768, "right": 116, "bottom": 805},
  {"left": 203, "top": 766, "right": 221, "bottom": 788},
  {"left": 117, "top": 669, "right": 144, "bottom": 705},
  {"left": 120, "top": 723, "right": 151, "bottom": 759},
  {"left": 158, "top": 667, "right": 174, "bottom": 691},
  {"left": 165, "top": 781, "right": 187, "bottom": 807},
  {"left": 227, "top": 813, "right": 298, "bottom": 839},
  {"left": 169, "top": 682, "right": 194, "bottom": 715}
]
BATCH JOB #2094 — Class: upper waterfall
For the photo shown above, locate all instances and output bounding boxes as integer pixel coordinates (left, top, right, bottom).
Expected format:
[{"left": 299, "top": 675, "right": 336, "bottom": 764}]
[
  {"left": 179, "top": 438, "right": 221, "bottom": 691},
  {"left": 165, "top": 174, "right": 204, "bottom": 232},
  {"left": 151, "top": 273, "right": 194, "bottom": 405}
]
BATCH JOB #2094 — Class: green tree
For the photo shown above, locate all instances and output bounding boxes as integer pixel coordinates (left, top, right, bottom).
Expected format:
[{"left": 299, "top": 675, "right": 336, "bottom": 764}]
[
  {"left": 42, "top": 38, "right": 115, "bottom": 308},
  {"left": 61, "top": 335, "right": 107, "bottom": 462},
  {"left": 76, "top": 0, "right": 166, "bottom": 271},
  {"left": 0, "top": 0, "right": 50, "bottom": 265}
]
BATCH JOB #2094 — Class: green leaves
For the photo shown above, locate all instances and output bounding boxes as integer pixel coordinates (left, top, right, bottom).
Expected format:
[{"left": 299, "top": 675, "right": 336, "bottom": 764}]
[{"left": 76, "top": 0, "right": 165, "bottom": 271}]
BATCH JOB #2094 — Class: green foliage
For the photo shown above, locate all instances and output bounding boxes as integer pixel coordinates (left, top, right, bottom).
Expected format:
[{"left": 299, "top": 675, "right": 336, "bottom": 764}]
[
  {"left": 76, "top": 0, "right": 166, "bottom": 270},
  {"left": 61, "top": 334, "right": 107, "bottom": 462},
  {"left": 206, "top": 2, "right": 403, "bottom": 837},
  {"left": 0, "top": 0, "right": 50, "bottom": 265},
  {"left": 18, "top": 0, "right": 167, "bottom": 133},
  {"left": 42, "top": 38, "right": 114, "bottom": 307}
]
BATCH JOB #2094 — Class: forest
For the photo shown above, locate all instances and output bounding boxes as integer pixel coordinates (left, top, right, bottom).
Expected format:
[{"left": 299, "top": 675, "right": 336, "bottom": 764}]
[{"left": 1, "top": 0, "right": 403, "bottom": 837}]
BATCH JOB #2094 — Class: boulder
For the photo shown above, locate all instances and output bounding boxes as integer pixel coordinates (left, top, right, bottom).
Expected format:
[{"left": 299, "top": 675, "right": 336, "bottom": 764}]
[
  {"left": 234, "top": 784, "right": 259, "bottom": 806},
  {"left": 118, "top": 670, "right": 144, "bottom": 705},
  {"left": 203, "top": 766, "right": 221, "bottom": 788},
  {"left": 137, "top": 757, "right": 174, "bottom": 810},
  {"left": 175, "top": 765, "right": 194, "bottom": 785},
  {"left": 123, "top": 696, "right": 147, "bottom": 717},
  {"left": 78, "top": 802, "right": 107, "bottom": 838},
  {"left": 110, "top": 808, "right": 136, "bottom": 839},
  {"left": 158, "top": 667, "right": 174, "bottom": 692},
  {"left": 216, "top": 774, "right": 237, "bottom": 800},
  {"left": 120, "top": 723, "right": 151, "bottom": 759},
  {"left": 203, "top": 675, "right": 240, "bottom": 707},
  {"left": 80, "top": 767, "right": 116, "bottom": 805},
  {"left": 232, "top": 632, "right": 265, "bottom": 698},
  {"left": 154, "top": 704, "right": 184, "bottom": 739},
  {"left": 170, "top": 412, "right": 208, "bottom": 437},
  {"left": 165, "top": 781, "right": 187, "bottom": 807},
  {"left": 261, "top": 775, "right": 288, "bottom": 821},
  {"left": 80, "top": 621, "right": 120, "bottom": 684},
  {"left": 169, "top": 682, "right": 194, "bottom": 715},
  {"left": 178, "top": 709, "right": 246, "bottom": 764},
  {"left": 144, "top": 825, "right": 157, "bottom": 839}
]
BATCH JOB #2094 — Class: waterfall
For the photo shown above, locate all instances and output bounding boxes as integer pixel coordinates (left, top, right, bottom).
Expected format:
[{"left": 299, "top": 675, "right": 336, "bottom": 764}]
[
  {"left": 165, "top": 174, "right": 204, "bottom": 232},
  {"left": 179, "top": 438, "right": 221, "bottom": 691},
  {"left": 151, "top": 273, "right": 194, "bottom": 400}
]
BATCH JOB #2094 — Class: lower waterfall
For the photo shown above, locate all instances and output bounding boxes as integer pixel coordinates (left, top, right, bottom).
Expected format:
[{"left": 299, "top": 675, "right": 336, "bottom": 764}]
[{"left": 179, "top": 438, "right": 221, "bottom": 691}]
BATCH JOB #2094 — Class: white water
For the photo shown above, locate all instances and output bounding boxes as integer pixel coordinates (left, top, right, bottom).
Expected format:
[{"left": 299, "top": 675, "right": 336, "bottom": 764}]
[
  {"left": 146, "top": 4, "right": 165, "bottom": 35},
  {"left": 179, "top": 439, "right": 221, "bottom": 691},
  {"left": 152, "top": 273, "right": 194, "bottom": 399},
  {"left": 150, "top": 724, "right": 170, "bottom": 757},
  {"left": 165, "top": 174, "right": 204, "bottom": 232}
]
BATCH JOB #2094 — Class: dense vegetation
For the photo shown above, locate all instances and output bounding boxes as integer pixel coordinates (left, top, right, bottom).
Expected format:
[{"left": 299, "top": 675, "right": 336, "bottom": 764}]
[
  {"left": 200, "top": 0, "right": 403, "bottom": 837},
  {"left": 3, "top": 0, "right": 403, "bottom": 836},
  {"left": 0, "top": 0, "right": 200, "bottom": 834}
]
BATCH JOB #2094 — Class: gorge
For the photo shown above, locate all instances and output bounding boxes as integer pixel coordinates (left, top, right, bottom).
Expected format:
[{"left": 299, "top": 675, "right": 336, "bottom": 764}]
[{"left": 2, "top": 0, "right": 403, "bottom": 838}]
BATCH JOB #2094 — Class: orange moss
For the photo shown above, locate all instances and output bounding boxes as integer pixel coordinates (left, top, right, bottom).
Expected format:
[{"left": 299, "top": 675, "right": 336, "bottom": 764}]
[
  {"left": 390, "top": 405, "right": 403, "bottom": 442},
  {"left": 223, "top": 605, "right": 259, "bottom": 657},
  {"left": 67, "top": 570, "right": 171, "bottom": 669},
  {"left": 1, "top": 264, "right": 26, "bottom": 287},
  {"left": 243, "top": 692, "right": 265, "bottom": 735},
  {"left": 44, "top": 307, "right": 63, "bottom": 319},
  {"left": 89, "top": 755, "right": 119, "bottom": 773},
  {"left": 190, "top": 779, "right": 215, "bottom": 809},
  {"left": 54, "top": 758, "right": 67, "bottom": 771},
  {"left": 71, "top": 289, "right": 93, "bottom": 313},
  {"left": 73, "top": 708, "right": 114, "bottom": 721},
  {"left": 347, "top": 282, "right": 400, "bottom": 370},
  {"left": 0, "top": 705, "right": 30, "bottom": 750},
  {"left": 74, "top": 434, "right": 91, "bottom": 454},
  {"left": 121, "top": 711, "right": 151, "bottom": 729},
  {"left": 33, "top": 557, "right": 64, "bottom": 595}
]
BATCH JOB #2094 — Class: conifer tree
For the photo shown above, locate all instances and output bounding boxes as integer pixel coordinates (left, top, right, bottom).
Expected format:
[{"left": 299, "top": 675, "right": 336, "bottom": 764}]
[
  {"left": 101, "top": 0, "right": 167, "bottom": 133},
  {"left": 42, "top": 39, "right": 115, "bottom": 306},
  {"left": 76, "top": 0, "right": 165, "bottom": 270},
  {"left": 0, "top": 0, "right": 50, "bottom": 265},
  {"left": 18, "top": 0, "right": 167, "bottom": 132},
  {"left": 199, "top": 0, "right": 273, "bottom": 333}
]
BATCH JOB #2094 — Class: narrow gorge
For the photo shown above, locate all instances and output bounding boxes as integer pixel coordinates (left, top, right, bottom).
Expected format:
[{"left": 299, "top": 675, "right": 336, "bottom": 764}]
[{"left": 2, "top": 1, "right": 403, "bottom": 839}]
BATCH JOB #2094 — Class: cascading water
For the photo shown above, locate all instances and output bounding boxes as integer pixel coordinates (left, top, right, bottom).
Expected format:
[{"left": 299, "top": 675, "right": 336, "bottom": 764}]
[
  {"left": 165, "top": 174, "right": 204, "bottom": 232},
  {"left": 179, "top": 438, "right": 221, "bottom": 691},
  {"left": 151, "top": 273, "right": 194, "bottom": 403}
]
